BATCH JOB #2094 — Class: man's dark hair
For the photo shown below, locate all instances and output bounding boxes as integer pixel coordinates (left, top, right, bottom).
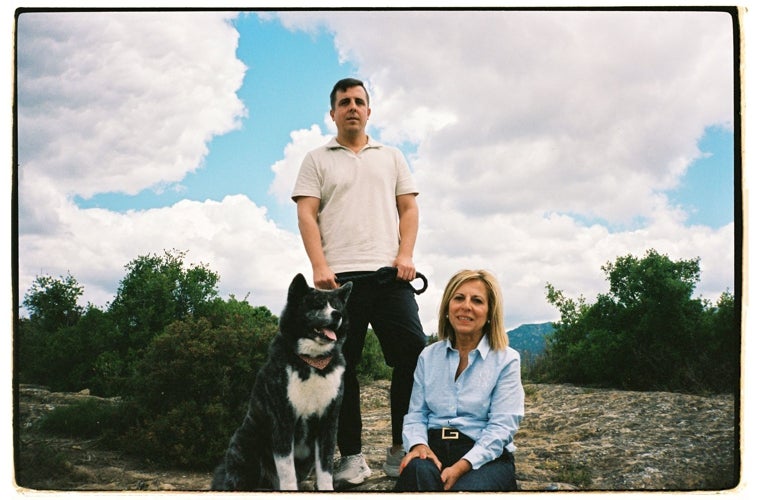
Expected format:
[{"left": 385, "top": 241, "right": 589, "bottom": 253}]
[{"left": 330, "top": 78, "right": 369, "bottom": 110}]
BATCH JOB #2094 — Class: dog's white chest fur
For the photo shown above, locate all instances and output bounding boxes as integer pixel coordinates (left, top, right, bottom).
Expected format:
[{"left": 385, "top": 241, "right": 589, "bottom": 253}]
[{"left": 286, "top": 366, "right": 344, "bottom": 418}]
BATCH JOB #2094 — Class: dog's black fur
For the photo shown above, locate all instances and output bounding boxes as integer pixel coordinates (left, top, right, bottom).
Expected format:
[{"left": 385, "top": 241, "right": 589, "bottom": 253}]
[{"left": 211, "top": 274, "right": 352, "bottom": 491}]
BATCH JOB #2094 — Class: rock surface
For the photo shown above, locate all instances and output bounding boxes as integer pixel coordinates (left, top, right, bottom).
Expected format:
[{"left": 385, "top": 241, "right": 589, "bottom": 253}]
[{"left": 15, "top": 380, "right": 738, "bottom": 492}]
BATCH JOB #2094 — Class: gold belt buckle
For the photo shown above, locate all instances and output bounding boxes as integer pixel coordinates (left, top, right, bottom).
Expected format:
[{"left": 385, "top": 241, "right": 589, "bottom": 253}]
[{"left": 441, "top": 427, "right": 459, "bottom": 440}]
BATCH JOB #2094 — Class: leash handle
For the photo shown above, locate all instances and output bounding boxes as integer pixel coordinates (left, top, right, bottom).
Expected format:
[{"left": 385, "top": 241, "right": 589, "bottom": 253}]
[
  {"left": 336, "top": 267, "right": 428, "bottom": 295},
  {"left": 408, "top": 270, "right": 428, "bottom": 295}
]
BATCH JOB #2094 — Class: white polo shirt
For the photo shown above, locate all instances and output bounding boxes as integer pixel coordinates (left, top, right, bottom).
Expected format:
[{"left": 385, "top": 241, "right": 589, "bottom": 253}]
[{"left": 292, "top": 136, "right": 418, "bottom": 273}]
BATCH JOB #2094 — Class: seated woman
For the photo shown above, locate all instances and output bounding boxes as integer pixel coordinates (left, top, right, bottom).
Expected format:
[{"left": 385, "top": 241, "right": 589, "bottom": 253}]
[{"left": 394, "top": 269, "right": 524, "bottom": 492}]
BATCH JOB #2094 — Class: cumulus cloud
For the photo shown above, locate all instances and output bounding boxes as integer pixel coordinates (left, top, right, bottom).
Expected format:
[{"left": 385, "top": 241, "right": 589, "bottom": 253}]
[
  {"left": 18, "top": 193, "right": 310, "bottom": 315},
  {"left": 16, "top": 11, "right": 247, "bottom": 200},
  {"left": 268, "top": 124, "right": 332, "bottom": 204},
  {"left": 271, "top": 9, "right": 736, "bottom": 328},
  {"left": 16, "top": 9, "right": 737, "bottom": 333},
  {"left": 16, "top": 11, "right": 308, "bottom": 317},
  {"left": 302, "top": 10, "right": 733, "bottom": 221}
]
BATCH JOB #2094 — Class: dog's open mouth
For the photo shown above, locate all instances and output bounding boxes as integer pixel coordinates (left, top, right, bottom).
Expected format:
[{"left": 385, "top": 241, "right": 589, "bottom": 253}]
[{"left": 315, "top": 328, "right": 337, "bottom": 341}]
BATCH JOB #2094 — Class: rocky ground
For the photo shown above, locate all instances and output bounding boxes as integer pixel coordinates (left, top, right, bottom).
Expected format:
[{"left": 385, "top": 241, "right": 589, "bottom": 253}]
[{"left": 14, "top": 380, "right": 739, "bottom": 492}]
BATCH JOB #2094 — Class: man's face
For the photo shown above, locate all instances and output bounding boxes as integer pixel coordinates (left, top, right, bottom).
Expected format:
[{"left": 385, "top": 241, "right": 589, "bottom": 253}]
[{"left": 330, "top": 85, "right": 371, "bottom": 135}]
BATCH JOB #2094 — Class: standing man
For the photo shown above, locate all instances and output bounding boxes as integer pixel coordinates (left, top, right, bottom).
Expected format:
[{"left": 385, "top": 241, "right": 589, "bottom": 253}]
[{"left": 292, "top": 78, "right": 427, "bottom": 488}]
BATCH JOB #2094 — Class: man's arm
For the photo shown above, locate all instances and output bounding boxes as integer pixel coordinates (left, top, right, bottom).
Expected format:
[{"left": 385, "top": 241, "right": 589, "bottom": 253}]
[
  {"left": 295, "top": 196, "right": 338, "bottom": 289},
  {"left": 395, "top": 193, "right": 419, "bottom": 282}
]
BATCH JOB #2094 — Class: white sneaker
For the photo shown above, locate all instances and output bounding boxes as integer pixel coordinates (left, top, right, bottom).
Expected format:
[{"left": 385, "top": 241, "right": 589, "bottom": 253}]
[
  {"left": 382, "top": 447, "right": 405, "bottom": 478},
  {"left": 333, "top": 453, "right": 372, "bottom": 488}
]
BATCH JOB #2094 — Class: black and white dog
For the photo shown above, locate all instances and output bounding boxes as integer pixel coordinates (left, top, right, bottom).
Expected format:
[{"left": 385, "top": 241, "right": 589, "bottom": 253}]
[{"left": 211, "top": 274, "right": 352, "bottom": 491}]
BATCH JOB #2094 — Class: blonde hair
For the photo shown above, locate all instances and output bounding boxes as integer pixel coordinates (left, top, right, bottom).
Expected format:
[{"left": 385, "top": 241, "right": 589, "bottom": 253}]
[{"left": 437, "top": 269, "right": 508, "bottom": 351}]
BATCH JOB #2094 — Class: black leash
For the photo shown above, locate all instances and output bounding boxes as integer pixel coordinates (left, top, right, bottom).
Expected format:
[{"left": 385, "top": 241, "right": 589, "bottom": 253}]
[{"left": 335, "top": 266, "right": 428, "bottom": 295}]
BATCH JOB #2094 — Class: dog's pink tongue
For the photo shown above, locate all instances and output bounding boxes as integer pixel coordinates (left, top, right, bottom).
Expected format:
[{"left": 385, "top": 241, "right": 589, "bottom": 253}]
[{"left": 321, "top": 328, "right": 337, "bottom": 341}]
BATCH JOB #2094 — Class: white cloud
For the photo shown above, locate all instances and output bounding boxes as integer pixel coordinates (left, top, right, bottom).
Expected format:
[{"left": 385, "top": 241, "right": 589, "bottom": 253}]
[
  {"left": 268, "top": 124, "right": 332, "bottom": 204},
  {"left": 18, "top": 194, "right": 310, "bottom": 316},
  {"left": 16, "top": 11, "right": 247, "bottom": 200},
  {"left": 16, "top": 11, "right": 306, "bottom": 317},
  {"left": 272, "top": 9, "right": 736, "bottom": 329},
  {"left": 276, "top": 10, "right": 732, "bottom": 212},
  {"left": 15, "top": 9, "right": 738, "bottom": 334}
]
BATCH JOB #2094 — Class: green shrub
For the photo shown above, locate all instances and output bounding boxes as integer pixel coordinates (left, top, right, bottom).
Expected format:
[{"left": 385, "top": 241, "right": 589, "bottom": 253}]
[
  {"left": 120, "top": 400, "right": 231, "bottom": 469},
  {"left": 15, "top": 441, "right": 91, "bottom": 488},
  {"left": 34, "top": 398, "right": 126, "bottom": 439},
  {"left": 120, "top": 302, "right": 278, "bottom": 469},
  {"left": 357, "top": 329, "right": 393, "bottom": 382},
  {"left": 542, "top": 250, "right": 738, "bottom": 393}
]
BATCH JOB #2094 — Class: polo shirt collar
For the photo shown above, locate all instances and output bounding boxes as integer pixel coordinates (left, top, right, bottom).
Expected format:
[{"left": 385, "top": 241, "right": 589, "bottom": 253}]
[{"left": 326, "top": 136, "right": 382, "bottom": 151}]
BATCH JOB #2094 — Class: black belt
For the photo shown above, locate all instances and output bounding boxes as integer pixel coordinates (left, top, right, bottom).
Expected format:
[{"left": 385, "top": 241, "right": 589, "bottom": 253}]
[
  {"left": 336, "top": 266, "right": 428, "bottom": 295},
  {"left": 428, "top": 428, "right": 514, "bottom": 464}
]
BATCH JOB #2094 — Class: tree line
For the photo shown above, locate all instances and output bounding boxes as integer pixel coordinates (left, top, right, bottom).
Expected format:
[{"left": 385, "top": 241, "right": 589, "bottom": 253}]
[
  {"left": 15, "top": 248, "right": 738, "bottom": 470},
  {"left": 528, "top": 249, "right": 738, "bottom": 394}
]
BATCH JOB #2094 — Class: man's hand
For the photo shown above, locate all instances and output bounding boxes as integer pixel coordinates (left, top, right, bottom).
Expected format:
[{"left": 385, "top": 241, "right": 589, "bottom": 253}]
[
  {"left": 393, "top": 255, "right": 416, "bottom": 282},
  {"left": 312, "top": 265, "right": 338, "bottom": 290}
]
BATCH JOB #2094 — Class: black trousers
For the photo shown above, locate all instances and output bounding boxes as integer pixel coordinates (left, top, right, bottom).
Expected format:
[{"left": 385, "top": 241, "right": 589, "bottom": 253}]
[{"left": 336, "top": 272, "right": 427, "bottom": 455}]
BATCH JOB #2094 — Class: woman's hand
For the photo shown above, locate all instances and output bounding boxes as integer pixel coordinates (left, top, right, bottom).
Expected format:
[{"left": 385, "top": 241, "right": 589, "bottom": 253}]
[
  {"left": 440, "top": 459, "right": 472, "bottom": 490},
  {"left": 398, "top": 444, "right": 442, "bottom": 474}
]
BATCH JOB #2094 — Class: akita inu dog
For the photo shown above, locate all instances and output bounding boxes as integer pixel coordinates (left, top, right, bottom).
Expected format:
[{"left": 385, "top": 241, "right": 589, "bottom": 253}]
[{"left": 211, "top": 274, "right": 352, "bottom": 491}]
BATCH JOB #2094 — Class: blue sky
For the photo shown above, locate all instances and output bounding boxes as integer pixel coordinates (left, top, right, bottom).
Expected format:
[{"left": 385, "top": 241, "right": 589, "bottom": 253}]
[
  {"left": 671, "top": 125, "right": 734, "bottom": 228},
  {"left": 15, "top": 9, "right": 738, "bottom": 332},
  {"left": 74, "top": 13, "right": 358, "bottom": 231}
]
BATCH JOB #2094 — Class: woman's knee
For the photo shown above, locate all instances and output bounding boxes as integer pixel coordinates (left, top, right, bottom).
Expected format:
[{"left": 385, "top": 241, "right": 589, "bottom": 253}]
[
  {"left": 409, "top": 457, "right": 439, "bottom": 472},
  {"left": 451, "top": 459, "right": 517, "bottom": 492},
  {"left": 394, "top": 458, "right": 442, "bottom": 492}
]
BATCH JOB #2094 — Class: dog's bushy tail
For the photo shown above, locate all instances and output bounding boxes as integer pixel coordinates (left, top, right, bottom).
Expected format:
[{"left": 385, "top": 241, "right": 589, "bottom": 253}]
[{"left": 210, "top": 420, "right": 267, "bottom": 491}]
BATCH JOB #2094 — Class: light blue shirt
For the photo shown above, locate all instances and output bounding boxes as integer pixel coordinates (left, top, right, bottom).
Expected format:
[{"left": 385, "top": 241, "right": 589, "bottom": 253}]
[{"left": 402, "top": 336, "right": 525, "bottom": 470}]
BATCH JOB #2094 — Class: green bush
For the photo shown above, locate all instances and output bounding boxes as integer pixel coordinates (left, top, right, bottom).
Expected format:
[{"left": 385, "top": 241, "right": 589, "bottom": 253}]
[
  {"left": 15, "top": 441, "right": 91, "bottom": 488},
  {"left": 18, "top": 252, "right": 222, "bottom": 397},
  {"left": 34, "top": 398, "right": 127, "bottom": 439},
  {"left": 535, "top": 249, "right": 738, "bottom": 393},
  {"left": 16, "top": 307, "right": 118, "bottom": 395},
  {"left": 357, "top": 329, "right": 393, "bottom": 382},
  {"left": 120, "top": 300, "right": 278, "bottom": 469},
  {"left": 121, "top": 400, "right": 231, "bottom": 469}
]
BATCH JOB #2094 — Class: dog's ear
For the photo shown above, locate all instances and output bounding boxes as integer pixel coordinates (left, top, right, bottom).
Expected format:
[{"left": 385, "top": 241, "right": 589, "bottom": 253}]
[
  {"left": 288, "top": 273, "right": 311, "bottom": 301},
  {"left": 335, "top": 281, "right": 352, "bottom": 303}
]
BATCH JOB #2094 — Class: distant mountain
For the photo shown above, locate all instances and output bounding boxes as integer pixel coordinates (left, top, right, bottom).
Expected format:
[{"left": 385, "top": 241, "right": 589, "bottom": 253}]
[{"left": 507, "top": 322, "right": 555, "bottom": 357}]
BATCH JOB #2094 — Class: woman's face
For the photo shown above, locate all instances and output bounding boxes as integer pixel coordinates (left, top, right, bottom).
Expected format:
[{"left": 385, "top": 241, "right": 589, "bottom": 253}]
[{"left": 447, "top": 279, "right": 489, "bottom": 338}]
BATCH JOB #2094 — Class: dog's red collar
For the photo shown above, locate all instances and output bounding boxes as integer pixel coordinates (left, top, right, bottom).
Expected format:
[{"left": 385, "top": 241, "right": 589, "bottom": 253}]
[{"left": 299, "top": 354, "right": 333, "bottom": 370}]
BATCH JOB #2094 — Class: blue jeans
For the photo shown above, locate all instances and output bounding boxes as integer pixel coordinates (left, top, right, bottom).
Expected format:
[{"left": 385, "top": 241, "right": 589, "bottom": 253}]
[
  {"left": 394, "top": 429, "right": 518, "bottom": 492},
  {"left": 335, "top": 272, "right": 427, "bottom": 455}
]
